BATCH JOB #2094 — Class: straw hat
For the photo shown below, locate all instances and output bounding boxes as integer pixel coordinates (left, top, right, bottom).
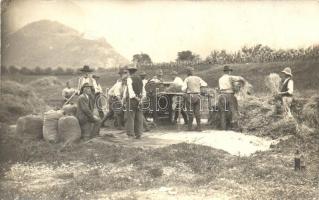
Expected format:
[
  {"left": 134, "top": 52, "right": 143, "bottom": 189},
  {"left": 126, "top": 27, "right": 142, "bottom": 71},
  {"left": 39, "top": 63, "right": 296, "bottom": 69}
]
[
  {"left": 80, "top": 83, "right": 93, "bottom": 93},
  {"left": 281, "top": 67, "right": 292, "bottom": 76},
  {"left": 223, "top": 65, "right": 233, "bottom": 72},
  {"left": 79, "top": 65, "right": 94, "bottom": 72}
]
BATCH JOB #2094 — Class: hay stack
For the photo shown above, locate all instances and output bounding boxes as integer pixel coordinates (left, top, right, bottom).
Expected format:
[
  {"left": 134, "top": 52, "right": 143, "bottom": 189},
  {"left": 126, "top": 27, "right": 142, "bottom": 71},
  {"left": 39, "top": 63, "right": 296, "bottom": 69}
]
[
  {"left": 234, "top": 79, "right": 253, "bottom": 100},
  {"left": 265, "top": 73, "right": 281, "bottom": 95},
  {"left": 16, "top": 114, "right": 43, "bottom": 140},
  {"left": 0, "top": 81, "right": 47, "bottom": 123},
  {"left": 28, "top": 76, "right": 63, "bottom": 87},
  {"left": 302, "top": 95, "right": 319, "bottom": 128}
]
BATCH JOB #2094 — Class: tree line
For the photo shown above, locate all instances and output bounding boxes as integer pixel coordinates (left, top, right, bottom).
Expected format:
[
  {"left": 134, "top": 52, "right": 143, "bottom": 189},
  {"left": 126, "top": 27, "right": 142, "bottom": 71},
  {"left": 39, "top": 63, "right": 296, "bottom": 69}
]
[{"left": 132, "top": 44, "right": 319, "bottom": 66}]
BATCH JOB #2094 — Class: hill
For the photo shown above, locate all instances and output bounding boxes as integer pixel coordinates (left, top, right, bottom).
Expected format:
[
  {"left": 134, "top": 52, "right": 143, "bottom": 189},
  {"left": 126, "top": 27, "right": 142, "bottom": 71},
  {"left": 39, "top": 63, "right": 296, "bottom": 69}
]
[{"left": 2, "top": 20, "right": 128, "bottom": 69}]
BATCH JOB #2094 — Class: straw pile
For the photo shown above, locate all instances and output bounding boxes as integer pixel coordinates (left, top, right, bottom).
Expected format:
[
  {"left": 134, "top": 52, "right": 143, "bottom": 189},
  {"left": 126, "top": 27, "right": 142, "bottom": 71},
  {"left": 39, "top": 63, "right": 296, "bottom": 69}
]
[
  {"left": 28, "top": 76, "right": 63, "bottom": 87},
  {"left": 302, "top": 95, "right": 319, "bottom": 128},
  {"left": 0, "top": 81, "right": 47, "bottom": 123},
  {"left": 265, "top": 73, "right": 282, "bottom": 95}
]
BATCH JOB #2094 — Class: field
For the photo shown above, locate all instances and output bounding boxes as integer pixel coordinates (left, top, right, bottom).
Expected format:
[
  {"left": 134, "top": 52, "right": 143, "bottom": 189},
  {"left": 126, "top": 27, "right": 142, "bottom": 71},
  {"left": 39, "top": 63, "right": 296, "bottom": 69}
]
[{"left": 1, "top": 60, "right": 319, "bottom": 199}]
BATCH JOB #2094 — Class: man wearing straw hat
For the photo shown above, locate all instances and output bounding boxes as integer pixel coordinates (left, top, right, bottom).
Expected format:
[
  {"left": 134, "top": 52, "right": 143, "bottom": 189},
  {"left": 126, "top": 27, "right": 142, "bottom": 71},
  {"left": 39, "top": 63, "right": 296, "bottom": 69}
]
[
  {"left": 123, "top": 64, "right": 145, "bottom": 139},
  {"left": 77, "top": 65, "right": 98, "bottom": 94},
  {"left": 218, "top": 65, "right": 246, "bottom": 130},
  {"left": 76, "top": 83, "right": 101, "bottom": 140},
  {"left": 278, "top": 67, "right": 294, "bottom": 119}
]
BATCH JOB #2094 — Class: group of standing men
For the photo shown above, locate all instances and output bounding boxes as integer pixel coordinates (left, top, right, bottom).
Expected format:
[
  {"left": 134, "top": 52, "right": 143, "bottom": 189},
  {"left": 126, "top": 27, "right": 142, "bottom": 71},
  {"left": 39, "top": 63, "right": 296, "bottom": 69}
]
[{"left": 62, "top": 63, "right": 294, "bottom": 140}]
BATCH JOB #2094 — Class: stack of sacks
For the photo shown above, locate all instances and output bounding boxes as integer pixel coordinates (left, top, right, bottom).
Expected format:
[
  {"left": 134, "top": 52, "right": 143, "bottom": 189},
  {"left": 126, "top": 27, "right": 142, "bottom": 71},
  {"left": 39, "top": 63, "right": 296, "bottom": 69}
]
[
  {"left": 62, "top": 104, "right": 77, "bottom": 116},
  {"left": 16, "top": 114, "right": 43, "bottom": 140},
  {"left": 58, "top": 115, "right": 81, "bottom": 146},
  {"left": 43, "top": 110, "right": 64, "bottom": 143}
]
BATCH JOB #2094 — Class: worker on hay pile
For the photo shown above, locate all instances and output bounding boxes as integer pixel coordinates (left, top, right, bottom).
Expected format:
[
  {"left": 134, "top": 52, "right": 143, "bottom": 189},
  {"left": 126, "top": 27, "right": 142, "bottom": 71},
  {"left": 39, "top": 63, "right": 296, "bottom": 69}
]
[
  {"left": 92, "top": 75, "right": 105, "bottom": 119},
  {"left": 218, "top": 65, "right": 246, "bottom": 130},
  {"left": 101, "top": 67, "right": 126, "bottom": 130},
  {"left": 76, "top": 65, "right": 98, "bottom": 95},
  {"left": 171, "top": 70, "right": 188, "bottom": 125},
  {"left": 62, "top": 81, "right": 76, "bottom": 104},
  {"left": 122, "top": 64, "right": 146, "bottom": 139},
  {"left": 182, "top": 67, "right": 207, "bottom": 131},
  {"left": 278, "top": 67, "right": 294, "bottom": 120},
  {"left": 76, "top": 83, "right": 101, "bottom": 140}
]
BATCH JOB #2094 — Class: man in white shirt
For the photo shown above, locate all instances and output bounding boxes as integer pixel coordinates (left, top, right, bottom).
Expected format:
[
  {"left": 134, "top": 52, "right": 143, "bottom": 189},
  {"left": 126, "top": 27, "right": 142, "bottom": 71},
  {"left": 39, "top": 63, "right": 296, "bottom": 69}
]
[
  {"left": 171, "top": 71, "right": 188, "bottom": 124},
  {"left": 77, "top": 65, "right": 98, "bottom": 94},
  {"left": 101, "top": 68, "right": 127, "bottom": 129},
  {"left": 279, "top": 67, "right": 294, "bottom": 119},
  {"left": 147, "top": 69, "right": 164, "bottom": 123},
  {"left": 62, "top": 81, "right": 76, "bottom": 104},
  {"left": 122, "top": 64, "right": 146, "bottom": 139},
  {"left": 218, "top": 65, "right": 246, "bottom": 130},
  {"left": 182, "top": 67, "right": 207, "bottom": 131}
]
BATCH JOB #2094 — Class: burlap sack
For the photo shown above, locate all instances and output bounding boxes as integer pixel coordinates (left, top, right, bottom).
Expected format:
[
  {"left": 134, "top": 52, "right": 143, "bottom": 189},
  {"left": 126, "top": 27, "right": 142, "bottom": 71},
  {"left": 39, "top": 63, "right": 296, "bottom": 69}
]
[
  {"left": 16, "top": 114, "right": 43, "bottom": 140},
  {"left": 58, "top": 116, "right": 81, "bottom": 144},
  {"left": 43, "top": 110, "right": 64, "bottom": 143},
  {"left": 62, "top": 104, "right": 77, "bottom": 116}
]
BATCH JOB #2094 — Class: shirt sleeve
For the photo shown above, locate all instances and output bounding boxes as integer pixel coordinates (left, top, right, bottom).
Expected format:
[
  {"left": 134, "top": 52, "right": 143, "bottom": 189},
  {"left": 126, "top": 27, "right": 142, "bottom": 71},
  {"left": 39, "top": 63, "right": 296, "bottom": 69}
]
[
  {"left": 287, "top": 80, "right": 293, "bottom": 94},
  {"left": 127, "top": 77, "right": 136, "bottom": 99},
  {"left": 77, "top": 77, "right": 82, "bottom": 92},
  {"left": 181, "top": 78, "right": 188, "bottom": 92},
  {"left": 199, "top": 78, "right": 208, "bottom": 87},
  {"left": 230, "top": 75, "right": 245, "bottom": 83}
]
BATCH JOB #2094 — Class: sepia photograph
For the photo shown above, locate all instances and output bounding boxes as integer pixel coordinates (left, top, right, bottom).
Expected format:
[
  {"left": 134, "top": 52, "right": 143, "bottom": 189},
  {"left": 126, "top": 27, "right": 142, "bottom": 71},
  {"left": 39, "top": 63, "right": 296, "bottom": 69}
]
[{"left": 0, "top": 0, "right": 319, "bottom": 199}]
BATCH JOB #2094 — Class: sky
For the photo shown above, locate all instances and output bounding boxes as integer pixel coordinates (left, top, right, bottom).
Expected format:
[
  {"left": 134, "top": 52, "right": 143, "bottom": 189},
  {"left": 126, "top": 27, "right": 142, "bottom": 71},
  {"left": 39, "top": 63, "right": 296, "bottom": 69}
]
[{"left": 3, "top": 0, "right": 319, "bottom": 62}]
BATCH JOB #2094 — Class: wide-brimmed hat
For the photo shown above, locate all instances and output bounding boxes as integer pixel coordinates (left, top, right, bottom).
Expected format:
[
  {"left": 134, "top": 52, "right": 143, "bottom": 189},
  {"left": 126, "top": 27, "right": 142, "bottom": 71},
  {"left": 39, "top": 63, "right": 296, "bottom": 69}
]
[
  {"left": 281, "top": 67, "right": 292, "bottom": 76},
  {"left": 80, "top": 83, "right": 93, "bottom": 93},
  {"left": 185, "top": 67, "right": 194, "bottom": 74},
  {"left": 118, "top": 66, "right": 129, "bottom": 74},
  {"left": 172, "top": 71, "right": 178, "bottom": 75},
  {"left": 79, "top": 65, "right": 94, "bottom": 72},
  {"left": 223, "top": 65, "right": 233, "bottom": 72},
  {"left": 127, "top": 63, "right": 137, "bottom": 71}
]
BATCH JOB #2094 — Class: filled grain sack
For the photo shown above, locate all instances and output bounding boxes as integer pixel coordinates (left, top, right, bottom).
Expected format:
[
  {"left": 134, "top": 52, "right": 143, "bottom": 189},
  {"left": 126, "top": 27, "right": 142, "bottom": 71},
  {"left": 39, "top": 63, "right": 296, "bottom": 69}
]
[
  {"left": 43, "top": 110, "right": 64, "bottom": 143},
  {"left": 58, "top": 115, "right": 81, "bottom": 145},
  {"left": 16, "top": 114, "right": 43, "bottom": 140},
  {"left": 62, "top": 104, "right": 77, "bottom": 116}
]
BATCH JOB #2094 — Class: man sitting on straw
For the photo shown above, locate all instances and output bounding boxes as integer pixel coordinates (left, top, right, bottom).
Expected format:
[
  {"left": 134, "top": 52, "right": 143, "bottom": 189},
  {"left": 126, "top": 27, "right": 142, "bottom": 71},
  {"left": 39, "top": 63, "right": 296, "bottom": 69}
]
[
  {"left": 278, "top": 67, "right": 294, "bottom": 119},
  {"left": 218, "top": 65, "right": 246, "bottom": 130}
]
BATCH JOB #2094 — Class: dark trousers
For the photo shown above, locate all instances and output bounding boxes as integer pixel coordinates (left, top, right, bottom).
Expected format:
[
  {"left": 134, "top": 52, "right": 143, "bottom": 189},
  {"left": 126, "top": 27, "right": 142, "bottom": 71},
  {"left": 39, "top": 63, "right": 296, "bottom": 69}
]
[
  {"left": 151, "top": 95, "right": 159, "bottom": 123},
  {"left": 80, "top": 119, "right": 101, "bottom": 140},
  {"left": 174, "top": 100, "right": 188, "bottom": 124},
  {"left": 218, "top": 93, "right": 239, "bottom": 130},
  {"left": 126, "top": 98, "right": 143, "bottom": 137},
  {"left": 185, "top": 94, "right": 201, "bottom": 129},
  {"left": 102, "top": 97, "right": 124, "bottom": 128}
]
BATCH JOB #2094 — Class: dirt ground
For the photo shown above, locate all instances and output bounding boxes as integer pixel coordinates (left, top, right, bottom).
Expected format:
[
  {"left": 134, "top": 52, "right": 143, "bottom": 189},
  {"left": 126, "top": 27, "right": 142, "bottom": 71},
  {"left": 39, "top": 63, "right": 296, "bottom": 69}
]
[{"left": 1, "top": 124, "right": 319, "bottom": 200}]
